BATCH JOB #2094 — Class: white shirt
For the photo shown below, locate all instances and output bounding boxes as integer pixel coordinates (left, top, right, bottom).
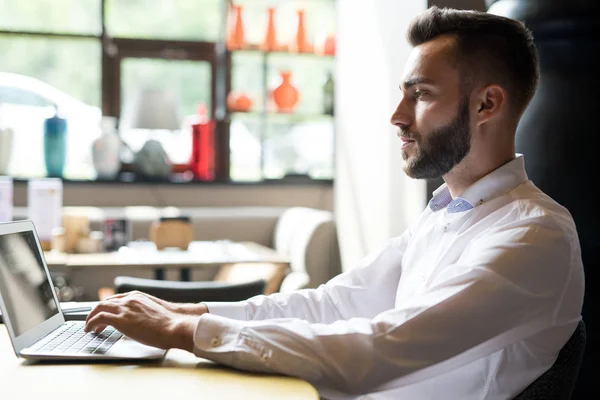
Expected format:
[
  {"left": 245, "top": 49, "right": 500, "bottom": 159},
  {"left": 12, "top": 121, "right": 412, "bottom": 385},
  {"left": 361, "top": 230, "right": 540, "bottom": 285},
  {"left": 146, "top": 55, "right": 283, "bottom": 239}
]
[{"left": 195, "top": 155, "right": 584, "bottom": 400}]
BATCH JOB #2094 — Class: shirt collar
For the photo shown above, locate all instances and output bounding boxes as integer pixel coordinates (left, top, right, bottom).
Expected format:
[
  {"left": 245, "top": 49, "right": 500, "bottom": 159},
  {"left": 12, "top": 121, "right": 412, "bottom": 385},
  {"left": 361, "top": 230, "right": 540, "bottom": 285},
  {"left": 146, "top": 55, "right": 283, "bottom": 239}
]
[{"left": 428, "top": 154, "right": 529, "bottom": 214}]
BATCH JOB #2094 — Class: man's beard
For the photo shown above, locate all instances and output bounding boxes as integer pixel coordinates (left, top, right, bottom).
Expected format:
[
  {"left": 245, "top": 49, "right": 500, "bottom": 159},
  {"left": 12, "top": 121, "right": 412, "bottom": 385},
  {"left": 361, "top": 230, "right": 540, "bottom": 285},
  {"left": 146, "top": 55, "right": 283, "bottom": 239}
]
[{"left": 401, "top": 98, "right": 472, "bottom": 179}]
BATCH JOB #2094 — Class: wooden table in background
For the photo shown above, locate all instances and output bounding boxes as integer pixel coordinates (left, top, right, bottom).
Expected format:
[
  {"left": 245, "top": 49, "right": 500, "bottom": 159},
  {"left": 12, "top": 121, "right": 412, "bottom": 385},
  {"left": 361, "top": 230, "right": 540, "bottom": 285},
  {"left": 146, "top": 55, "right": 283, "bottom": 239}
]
[
  {"left": 44, "top": 240, "right": 289, "bottom": 281},
  {"left": 0, "top": 326, "right": 318, "bottom": 400}
]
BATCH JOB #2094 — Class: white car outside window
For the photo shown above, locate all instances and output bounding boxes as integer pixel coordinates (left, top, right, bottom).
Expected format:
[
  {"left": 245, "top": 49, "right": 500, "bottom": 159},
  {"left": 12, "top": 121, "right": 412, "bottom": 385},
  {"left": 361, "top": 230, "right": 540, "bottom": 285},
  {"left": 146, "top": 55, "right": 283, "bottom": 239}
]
[{"left": 0, "top": 72, "right": 102, "bottom": 179}]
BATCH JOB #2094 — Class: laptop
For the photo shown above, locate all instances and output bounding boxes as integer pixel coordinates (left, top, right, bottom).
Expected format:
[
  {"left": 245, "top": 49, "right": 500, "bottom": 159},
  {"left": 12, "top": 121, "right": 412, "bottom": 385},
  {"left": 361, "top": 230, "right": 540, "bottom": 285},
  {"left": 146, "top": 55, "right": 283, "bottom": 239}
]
[{"left": 0, "top": 219, "right": 166, "bottom": 361}]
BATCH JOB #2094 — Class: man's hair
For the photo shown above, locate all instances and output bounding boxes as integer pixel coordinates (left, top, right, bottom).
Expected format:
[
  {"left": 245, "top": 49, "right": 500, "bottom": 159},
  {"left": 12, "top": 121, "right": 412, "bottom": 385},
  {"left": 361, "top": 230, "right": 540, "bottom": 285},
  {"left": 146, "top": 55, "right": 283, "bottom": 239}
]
[{"left": 407, "top": 6, "right": 539, "bottom": 118}]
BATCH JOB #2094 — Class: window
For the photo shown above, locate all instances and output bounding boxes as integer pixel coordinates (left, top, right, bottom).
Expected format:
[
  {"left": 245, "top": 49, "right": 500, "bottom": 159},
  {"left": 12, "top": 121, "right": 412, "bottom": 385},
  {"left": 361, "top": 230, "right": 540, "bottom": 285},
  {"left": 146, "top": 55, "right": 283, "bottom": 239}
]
[
  {"left": 0, "top": 35, "right": 101, "bottom": 179},
  {"left": 0, "top": 0, "right": 335, "bottom": 182},
  {"left": 105, "top": 0, "right": 223, "bottom": 41},
  {"left": 120, "top": 58, "right": 212, "bottom": 164}
]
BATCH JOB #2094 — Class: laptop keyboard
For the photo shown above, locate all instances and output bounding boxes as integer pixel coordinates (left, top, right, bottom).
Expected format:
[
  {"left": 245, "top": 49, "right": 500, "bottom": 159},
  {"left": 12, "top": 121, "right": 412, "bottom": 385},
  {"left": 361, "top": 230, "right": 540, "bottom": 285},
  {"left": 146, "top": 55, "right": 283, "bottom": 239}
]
[{"left": 30, "top": 322, "right": 123, "bottom": 355}]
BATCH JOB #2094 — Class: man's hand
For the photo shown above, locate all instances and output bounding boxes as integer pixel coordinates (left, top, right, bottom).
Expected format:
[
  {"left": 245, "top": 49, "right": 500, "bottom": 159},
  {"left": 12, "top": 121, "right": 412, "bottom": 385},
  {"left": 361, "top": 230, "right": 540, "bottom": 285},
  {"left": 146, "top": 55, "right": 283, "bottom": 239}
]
[
  {"left": 99, "top": 290, "right": 208, "bottom": 316},
  {"left": 84, "top": 292, "right": 207, "bottom": 352}
]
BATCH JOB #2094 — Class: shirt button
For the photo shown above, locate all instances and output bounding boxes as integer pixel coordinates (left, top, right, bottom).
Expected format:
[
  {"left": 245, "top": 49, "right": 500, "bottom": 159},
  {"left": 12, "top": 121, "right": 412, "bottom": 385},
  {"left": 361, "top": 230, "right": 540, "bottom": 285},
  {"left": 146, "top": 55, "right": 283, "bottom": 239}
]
[
  {"left": 261, "top": 352, "right": 271, "bottom": 360},
  {"left": 211, "top": 337, "right": 221, "bottom": 347}
]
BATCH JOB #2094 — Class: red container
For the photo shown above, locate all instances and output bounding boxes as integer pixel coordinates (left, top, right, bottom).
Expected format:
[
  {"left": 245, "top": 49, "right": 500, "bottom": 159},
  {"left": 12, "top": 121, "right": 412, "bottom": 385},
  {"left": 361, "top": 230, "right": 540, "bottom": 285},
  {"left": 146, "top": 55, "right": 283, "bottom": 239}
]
[{"left": 190, "top": 120, "right": 215, "bottom": 181}]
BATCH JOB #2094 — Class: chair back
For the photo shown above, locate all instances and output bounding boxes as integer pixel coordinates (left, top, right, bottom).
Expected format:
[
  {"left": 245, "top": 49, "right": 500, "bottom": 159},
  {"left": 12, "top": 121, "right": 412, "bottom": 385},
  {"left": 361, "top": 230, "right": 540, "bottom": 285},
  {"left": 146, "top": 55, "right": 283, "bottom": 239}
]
[
  {"left": 514, "top": 320, "right": 586, "bottom": 400},
  {"left": 273, "top": 207, "right": 342, "bottom": 292},
  {"left": 114, "top": 276, "right": 266, "bottom": 303}
]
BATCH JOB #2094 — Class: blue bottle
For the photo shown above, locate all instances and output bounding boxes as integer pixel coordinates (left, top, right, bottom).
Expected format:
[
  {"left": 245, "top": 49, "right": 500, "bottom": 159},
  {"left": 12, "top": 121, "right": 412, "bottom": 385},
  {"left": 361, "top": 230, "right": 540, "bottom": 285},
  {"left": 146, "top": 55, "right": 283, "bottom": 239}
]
[{"left": 44, "top": 108, "right": 67, "bottom": 178}]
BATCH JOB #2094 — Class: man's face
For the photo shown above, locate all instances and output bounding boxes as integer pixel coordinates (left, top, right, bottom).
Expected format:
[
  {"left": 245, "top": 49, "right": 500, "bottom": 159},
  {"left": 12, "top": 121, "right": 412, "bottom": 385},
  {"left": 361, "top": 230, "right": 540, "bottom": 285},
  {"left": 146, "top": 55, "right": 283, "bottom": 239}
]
[{"left": 390, "top": 35, "right": 472, "bottom": 179}]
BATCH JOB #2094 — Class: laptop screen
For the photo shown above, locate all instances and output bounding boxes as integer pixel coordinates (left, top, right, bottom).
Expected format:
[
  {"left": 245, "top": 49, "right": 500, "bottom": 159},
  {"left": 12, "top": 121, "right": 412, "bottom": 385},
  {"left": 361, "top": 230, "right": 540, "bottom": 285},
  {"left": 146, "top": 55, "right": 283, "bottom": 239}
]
[{"left": 0, "top": 230, "right": 59, "bottom": 336}]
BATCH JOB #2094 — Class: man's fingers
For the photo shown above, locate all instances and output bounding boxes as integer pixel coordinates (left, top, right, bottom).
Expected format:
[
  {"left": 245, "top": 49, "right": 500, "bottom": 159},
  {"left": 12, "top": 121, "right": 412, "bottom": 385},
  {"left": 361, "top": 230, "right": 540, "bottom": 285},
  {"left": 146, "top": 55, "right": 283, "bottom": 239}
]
[
  {"left": 84, "top": 312, "right": 117, "bottom": 333},
  {"left": 101, "top": 290, "right": 142, "bottom": 302},
  {"left": 104, "top": 291, "right": 165, "bottom": 307},
  {"left": 85, "top": 301, "right": 122, "bottom": 325}
]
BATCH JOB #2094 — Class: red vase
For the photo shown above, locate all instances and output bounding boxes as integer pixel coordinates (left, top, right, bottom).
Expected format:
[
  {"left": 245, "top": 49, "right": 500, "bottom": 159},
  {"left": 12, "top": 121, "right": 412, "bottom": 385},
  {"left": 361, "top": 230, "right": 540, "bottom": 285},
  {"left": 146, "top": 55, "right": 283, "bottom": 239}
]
[
  {"left": 273, "top": 71, "right": 299, "bottom": 113},
  {"left": 261, "top": 7, "right": 277, "bottom": 51},
  {"left": 190, "top": 119, "right": 216, "bottom": 181},
  {"left": 227, "top": 5, "right": 244, "bottom": 50}
]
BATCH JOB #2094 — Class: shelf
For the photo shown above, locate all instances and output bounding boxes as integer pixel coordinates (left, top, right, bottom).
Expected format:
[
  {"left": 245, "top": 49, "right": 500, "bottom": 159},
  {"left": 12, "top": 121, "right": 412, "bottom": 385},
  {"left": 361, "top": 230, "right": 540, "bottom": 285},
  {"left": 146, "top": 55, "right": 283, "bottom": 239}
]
[
  {"left": 228, "top": 45, "right": 334, "bottom": 58},
  {"left": 227, "top": 110, "right": 334, "bottom": 121}
]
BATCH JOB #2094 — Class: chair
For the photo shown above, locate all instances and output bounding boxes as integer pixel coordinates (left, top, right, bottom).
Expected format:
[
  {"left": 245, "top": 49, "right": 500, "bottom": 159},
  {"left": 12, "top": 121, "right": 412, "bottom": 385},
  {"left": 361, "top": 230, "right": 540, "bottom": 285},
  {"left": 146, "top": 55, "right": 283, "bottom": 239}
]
[
  {"left": 200, "top": 207, "right": 341, "bottom": 294},
  {"left": 513, "top": 320, "right": 586, "bottom": 400},
  {"left": 113, "top": 276, "right": 266, "bottom": 303}
]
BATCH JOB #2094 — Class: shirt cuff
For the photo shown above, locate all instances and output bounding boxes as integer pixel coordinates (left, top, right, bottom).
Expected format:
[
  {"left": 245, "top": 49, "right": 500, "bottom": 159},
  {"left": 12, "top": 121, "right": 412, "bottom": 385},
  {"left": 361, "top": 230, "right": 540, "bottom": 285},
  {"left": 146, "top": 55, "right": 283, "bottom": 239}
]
[
  {"left": 193, "top": 313, "right": 245, "bottom": 365},
  {"left": 203, "top": 301, "right": 248, "bottom": 321}
]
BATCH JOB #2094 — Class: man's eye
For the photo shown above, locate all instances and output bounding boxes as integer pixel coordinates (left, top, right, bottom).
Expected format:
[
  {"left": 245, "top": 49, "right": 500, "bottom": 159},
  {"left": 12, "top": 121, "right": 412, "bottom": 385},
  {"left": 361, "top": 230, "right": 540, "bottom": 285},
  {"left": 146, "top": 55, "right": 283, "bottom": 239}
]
[{"left": 414, "top": 90, "right": 427, "bottom": 99}]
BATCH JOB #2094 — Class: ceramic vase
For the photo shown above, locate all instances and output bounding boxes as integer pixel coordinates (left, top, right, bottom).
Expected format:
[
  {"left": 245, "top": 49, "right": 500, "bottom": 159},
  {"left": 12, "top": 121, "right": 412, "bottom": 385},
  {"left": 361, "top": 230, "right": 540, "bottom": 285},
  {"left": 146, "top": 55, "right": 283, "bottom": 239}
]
[
  {"left": 295, "top": 9, "right": 308, "bottom": 52},
  {"left": 92, "top": 116, "right": 122, "bottom": 180},
  {"left": 273, "top": 71, "right": 299, "bottom": 113},
  {"left": 43, "top": 114, "right": 67, "bottom": 178},
  {"left": 262, "top": 7, "right": 277, "bottom": 51},
  {"left": 227, "top": 4, "right": 245, "bottom": 50}
]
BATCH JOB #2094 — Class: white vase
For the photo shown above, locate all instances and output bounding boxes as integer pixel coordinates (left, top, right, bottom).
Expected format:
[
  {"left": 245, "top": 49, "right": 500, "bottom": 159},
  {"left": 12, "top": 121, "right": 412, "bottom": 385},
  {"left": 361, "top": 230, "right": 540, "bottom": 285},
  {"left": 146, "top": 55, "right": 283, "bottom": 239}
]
[
  {"left": 0, "top": 127, "right": 14, "bottom": 175},
  {"left": 92, "top": 117, "right": 122, "bottom": 180}
]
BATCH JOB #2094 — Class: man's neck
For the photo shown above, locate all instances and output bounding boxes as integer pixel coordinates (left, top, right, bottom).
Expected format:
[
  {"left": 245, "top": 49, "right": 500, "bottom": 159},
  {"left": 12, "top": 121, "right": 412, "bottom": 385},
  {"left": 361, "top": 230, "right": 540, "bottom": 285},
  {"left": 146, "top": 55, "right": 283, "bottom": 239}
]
[{"left": 443, "top": 149, "right": 515, "bottom": 198}]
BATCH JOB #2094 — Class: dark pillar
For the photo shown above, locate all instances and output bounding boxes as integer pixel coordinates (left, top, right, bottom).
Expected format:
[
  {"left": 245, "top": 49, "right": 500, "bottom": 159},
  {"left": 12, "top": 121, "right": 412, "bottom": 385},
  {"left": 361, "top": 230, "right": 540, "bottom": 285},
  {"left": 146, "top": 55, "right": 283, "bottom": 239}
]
[{"left": 486, "top": 0, "right": 600, "bottom": 397}]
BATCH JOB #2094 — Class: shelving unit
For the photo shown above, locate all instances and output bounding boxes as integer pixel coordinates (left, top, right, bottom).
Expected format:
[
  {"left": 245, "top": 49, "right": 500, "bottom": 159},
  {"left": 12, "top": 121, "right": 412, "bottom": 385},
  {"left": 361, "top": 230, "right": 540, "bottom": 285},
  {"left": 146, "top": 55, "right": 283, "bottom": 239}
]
[{"left": 219, "top": 0, "right": 336, "bottom": 182}]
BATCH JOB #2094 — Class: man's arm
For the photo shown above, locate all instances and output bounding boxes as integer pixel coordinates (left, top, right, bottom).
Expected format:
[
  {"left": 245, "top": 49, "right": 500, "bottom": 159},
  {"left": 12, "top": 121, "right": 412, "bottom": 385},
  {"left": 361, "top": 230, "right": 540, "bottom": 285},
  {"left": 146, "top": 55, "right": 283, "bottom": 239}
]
[
  {"left": 205, "top": 233, "right": 409, "bottom": 323},
  {"left": 190, "top": 219, "right": 580, "bottom": 394},
  {"left": 98, "top": 229, "right": 410, "bottom": 324},
  {"left": 83, "top": 230, "right": 410, "bottom": 344}
]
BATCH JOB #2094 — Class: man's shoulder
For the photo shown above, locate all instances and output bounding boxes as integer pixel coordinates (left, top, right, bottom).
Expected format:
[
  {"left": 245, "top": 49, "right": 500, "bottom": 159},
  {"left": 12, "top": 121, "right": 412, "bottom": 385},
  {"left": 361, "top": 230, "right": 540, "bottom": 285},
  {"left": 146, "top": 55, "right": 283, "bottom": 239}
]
[{"left": 483, "top": 181, "right": 578, "bottom": 239}]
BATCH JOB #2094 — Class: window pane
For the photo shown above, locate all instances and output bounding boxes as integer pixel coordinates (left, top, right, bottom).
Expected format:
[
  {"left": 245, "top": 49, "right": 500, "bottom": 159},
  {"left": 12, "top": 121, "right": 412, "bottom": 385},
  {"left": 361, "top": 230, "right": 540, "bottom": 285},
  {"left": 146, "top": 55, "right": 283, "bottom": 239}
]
[
  {"left": 0, "top": 36, "right": 101, "bottom": 107},
  {"left": 0, "top": 36, "right": 102, "bottom": 179},
  {"left": 263, "top": 115, "right": 334, "bottom": 179},
  {"left": 232, "top": 0, "right": 336, "bottom": 51},
  {"left": 0, "top": 0, "right": 101, "bottom": 35},
  {"left": 229, "top": 113, "right": 262, "bottom": 182},
  {"left": 120, "top": 58, "right": 212, "bottom": 164},
  {"left": 106, "top": 0, "right": 223, "bottom": 41}
]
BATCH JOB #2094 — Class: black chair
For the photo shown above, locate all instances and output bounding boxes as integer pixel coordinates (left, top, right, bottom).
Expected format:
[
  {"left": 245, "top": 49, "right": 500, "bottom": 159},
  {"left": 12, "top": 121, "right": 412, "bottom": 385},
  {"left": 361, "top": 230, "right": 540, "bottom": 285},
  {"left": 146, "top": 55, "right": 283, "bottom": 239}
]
[
  {"left": 514, "top": 320, "right": 586, "bottom": 400},
  {"left": 114, "top": 276, "right": 266, "bottom": 303}
]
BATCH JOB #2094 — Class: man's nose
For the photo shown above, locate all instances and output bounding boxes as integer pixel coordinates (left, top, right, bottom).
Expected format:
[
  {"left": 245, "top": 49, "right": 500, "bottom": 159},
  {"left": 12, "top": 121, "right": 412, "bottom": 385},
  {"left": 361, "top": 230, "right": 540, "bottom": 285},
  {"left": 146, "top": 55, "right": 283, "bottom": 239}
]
[{"left": 390, "top": 96, "right": 412, "bottom": 128}]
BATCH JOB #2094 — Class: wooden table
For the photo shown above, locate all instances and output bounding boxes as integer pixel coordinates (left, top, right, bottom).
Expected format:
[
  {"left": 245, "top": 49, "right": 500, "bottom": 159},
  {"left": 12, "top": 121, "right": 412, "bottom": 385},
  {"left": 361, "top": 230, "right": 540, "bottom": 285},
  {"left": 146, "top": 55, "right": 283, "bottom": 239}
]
[
  {"left": 45, "top": 240, "right": 289, "bottom": 281},
  {"left": 0, "top": 326, "right": 318, "bottom": 400}
]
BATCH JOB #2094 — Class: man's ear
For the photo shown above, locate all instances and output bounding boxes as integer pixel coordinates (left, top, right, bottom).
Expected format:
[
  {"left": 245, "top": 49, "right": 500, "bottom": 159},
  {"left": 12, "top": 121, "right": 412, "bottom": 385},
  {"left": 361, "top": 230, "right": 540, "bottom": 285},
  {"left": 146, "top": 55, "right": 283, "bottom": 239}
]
[{"left": 475, "top": 84, "right": 507, "bottom": 126}]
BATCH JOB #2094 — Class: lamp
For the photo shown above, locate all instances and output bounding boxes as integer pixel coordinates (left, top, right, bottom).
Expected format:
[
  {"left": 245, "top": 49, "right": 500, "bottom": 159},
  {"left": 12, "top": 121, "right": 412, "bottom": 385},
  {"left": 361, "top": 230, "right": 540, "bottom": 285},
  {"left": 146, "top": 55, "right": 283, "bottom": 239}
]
[
  {"left": 120, "top": 88, "right": 181, "bottom": 131},
  {"left": 120, "top": 88, "right": 181, "bottom": 180}
]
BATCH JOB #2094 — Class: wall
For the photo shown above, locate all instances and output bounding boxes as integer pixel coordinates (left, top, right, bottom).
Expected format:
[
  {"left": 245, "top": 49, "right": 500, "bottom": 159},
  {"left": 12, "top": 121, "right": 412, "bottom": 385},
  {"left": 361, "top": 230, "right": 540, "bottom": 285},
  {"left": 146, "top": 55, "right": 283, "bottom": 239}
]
[{"left": 335, "top": 0, "right": 428, "bottom": 271}]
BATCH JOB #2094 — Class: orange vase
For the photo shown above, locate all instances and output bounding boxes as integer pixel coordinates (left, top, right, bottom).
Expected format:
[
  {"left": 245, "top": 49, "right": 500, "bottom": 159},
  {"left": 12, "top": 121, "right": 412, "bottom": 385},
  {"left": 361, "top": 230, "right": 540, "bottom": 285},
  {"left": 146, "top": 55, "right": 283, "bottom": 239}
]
[
  {"left": 295, "top": 9, "right": 308, "bottom": 53},
  {"left": 273, "top": 71, "right": 299, "bottom": 113},
  {"left": 227, "top": 5, "right": 244, "bottom": 50},
  {"left": 261, "top": 7, "right": 277, "bottom": 51}
]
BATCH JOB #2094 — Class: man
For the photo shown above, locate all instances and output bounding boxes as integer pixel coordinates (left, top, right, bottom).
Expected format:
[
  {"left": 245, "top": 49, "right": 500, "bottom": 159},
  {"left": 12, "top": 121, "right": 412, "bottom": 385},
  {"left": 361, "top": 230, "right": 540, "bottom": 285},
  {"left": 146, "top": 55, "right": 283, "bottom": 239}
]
[{"left": 85, "top": 7, "right": 584, "bottom": 399}]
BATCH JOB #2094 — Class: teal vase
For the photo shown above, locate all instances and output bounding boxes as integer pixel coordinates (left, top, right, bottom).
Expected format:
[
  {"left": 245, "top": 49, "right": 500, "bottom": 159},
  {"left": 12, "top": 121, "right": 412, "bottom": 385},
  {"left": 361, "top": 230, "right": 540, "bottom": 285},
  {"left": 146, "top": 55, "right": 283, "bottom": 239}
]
[{"left": 44, "top": 114, "right": 67, "bottom": 178}]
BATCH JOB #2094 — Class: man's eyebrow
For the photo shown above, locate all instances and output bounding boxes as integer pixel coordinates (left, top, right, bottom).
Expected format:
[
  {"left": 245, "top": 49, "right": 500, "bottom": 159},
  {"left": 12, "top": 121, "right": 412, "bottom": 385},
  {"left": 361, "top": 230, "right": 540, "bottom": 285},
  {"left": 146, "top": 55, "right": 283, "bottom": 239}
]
[{"left": 401, "top": 77, "right": 436, "bottom": 90}]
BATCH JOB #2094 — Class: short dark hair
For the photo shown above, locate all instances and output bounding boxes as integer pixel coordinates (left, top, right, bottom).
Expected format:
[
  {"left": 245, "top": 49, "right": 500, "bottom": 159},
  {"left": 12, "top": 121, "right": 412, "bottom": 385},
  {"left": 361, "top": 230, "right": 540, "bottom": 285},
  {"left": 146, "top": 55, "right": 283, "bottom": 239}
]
[{"left": 407, "top": 6, "right": 539, "bottom": 118}]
